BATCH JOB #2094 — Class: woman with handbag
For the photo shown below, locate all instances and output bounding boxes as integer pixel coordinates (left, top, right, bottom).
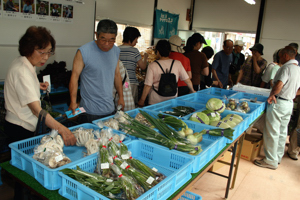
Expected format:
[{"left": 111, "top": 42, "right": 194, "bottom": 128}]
[{"left": 4, "top": 26, "right": 76, "bottom": 146}]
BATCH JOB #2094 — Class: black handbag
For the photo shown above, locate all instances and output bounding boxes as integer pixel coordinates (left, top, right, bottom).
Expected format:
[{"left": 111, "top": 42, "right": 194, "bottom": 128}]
[{"left": 34, "top": 109, "right": 48, "bottom": 136}]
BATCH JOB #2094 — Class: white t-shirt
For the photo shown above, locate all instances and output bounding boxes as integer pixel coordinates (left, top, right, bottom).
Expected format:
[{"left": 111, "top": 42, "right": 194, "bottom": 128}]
[
  {"left": 5, "top": 56, "right": 41, "bottom": 132},
  {"left": 274, "top": 60, "right": 300, "bottom": 100}
]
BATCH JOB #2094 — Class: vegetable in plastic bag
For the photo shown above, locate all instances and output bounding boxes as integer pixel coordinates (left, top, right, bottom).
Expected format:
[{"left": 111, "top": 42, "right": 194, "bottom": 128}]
[
  {"left": 206, "top": 98, "right": 225, "bottom": 113},
  {"left": 189, "top": 112, "right": 210, "bottom": 125}
]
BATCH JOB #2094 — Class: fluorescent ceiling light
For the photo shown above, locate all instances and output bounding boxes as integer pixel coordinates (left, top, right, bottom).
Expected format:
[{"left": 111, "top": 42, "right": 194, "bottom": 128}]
[{"left": 244, "top": 0, "right": 256, "bottom": 5}]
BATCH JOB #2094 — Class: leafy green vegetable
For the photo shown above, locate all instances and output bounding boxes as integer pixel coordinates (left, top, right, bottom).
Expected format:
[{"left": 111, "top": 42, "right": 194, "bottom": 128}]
[{"left": 206, "top": 98, "right": 225, "bottom": 113}]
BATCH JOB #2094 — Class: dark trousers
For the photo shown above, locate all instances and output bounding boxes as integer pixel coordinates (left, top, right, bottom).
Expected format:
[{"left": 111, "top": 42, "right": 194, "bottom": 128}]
[
  {"left": 178, "top": 86, "right": 190, "bottom": 96},
  {"left": 5, "top": 120, "right": 34, "bottom": 144},
  {"left": 4, "top": 120, "right": 34, "bottom": 200},
  {"left": 78, "top": 112, "right": 116, "bottom": 124}
]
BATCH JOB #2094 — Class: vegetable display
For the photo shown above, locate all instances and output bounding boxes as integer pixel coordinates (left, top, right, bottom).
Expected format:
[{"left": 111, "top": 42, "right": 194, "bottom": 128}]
[
  {"left": 119, "top": 110, "right": 202, "bottom": 155},
  {"left": 61, "top": 139, "right": 166, "bottom": 200}
]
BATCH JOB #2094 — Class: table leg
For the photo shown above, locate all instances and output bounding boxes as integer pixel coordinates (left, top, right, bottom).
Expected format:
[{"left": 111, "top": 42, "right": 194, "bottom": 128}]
[
  {"left": 225, "top": 141, "right": 238, "bottom": 199},
  {"left": 230, "top": 133, "right": 245, "bottom": 189}
]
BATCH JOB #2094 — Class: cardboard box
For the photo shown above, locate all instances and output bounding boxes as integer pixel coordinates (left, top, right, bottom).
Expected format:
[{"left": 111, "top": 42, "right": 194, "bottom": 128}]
[
  {"left": 238, "top": 133, "right": 263, "bottom": 161},
  {"left": 209, "top": 150, "right": 232, "bottom": 172}
]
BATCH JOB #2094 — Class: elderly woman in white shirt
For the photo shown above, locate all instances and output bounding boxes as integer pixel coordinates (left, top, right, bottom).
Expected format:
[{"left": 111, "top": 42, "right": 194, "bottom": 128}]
[{"left": 4, "top": 26, "right": 76, "bottom": 146}]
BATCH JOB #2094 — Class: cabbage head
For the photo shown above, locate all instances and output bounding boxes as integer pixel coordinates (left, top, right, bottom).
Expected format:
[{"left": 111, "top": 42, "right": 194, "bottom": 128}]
[{"left": 206, "top": 98, "right": 225, "bottom": 113}]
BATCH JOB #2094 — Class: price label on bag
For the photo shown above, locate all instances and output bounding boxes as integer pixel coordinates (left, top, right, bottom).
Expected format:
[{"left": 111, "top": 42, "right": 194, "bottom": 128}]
[
  {"left": 211, "top": 112, "right": 216, "bottom": 117},
  {"left": 55, "top": 155, "right": 63, "bottom": 162},
  {"left": 121, "top": 154, "right": 130, "bottom": 159},
  {"left": 120, "top": 162, "right": 128, "bottom": 169},
  {"left": 146, "top": 176, "right": 155, "bottom": 184},
  {"left": 106, "top": 179, "right": 113, "bottom": 183},
  {"left": 152, "top": 167, "right": 158, "bottom": 172},
  {"left": 101, "top": 163, "right": 109, "bottom": 169}
]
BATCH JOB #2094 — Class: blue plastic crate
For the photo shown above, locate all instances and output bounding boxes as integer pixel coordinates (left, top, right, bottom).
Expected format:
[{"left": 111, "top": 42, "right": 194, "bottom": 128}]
[
  {"left": 52, "top": 103, "right": 69, "bottom": 114},
  {"left": 144, "top": 99, "right": 206, "bottom": 118},
  {"left": 9, "top": 123, "right": 130, "bottom": 190},
  {"left": 178, "top": 191, "right": 202, "bottom": 200},
  {"left": 180, "top": 121, "right": 226, "bottom": 173},
  {"left": 228, "top": 92, "right": 268, "bottom": 111},
  {"left": 177, "top": 92, "right": 226, "bottom": 105},
  {"left": 58, "top": 140, "right": 194, "bottom": 200},
  {"left": 197, "top": 87, "right": 238, "bottom": 98}
]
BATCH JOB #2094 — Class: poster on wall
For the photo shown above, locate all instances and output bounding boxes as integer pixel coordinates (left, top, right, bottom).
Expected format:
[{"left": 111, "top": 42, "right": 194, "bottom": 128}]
[
  {"left": 49, "top": 3, "right": 61, "bottom": 22},
  {"left": 154, "top": 9, "right": 179, "bottom": 39},
  {"left": 36, "top": 0, "right": 50, "bottom": 21},
  {"left": 20, "top": 0, "right": 36, "bottom": 20},
  {"left": 0, "top": 0, "right": 2, "bottom": 18},
  {"left": 62, "top": 4, "right": 73, "bottom": 23},
  {"left": 3, "top": 0, "right": 20, "bottom": 19}
]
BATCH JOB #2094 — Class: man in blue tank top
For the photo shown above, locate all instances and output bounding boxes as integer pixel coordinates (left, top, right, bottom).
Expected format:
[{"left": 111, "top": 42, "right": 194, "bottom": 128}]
[{"left": 69, "top": 19, "right": 124, "bottom": 123}]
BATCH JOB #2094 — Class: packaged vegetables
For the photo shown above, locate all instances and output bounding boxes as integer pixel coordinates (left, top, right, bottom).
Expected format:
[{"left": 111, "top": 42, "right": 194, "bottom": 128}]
[
  {"left": 226, "top": 98, "right": 251, "bottom": 113},
  {"left": 61, "top": 140, "right": 166, "bottom": 200},
  {"left": 33, "top": 130, "right": 71, "bottom": 168}
]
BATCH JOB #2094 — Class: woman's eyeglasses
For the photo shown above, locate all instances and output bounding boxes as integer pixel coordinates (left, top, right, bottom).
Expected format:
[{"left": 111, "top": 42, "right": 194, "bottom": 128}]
[{"left": 35, "top": 49, "right": 55, "bottom": 57}]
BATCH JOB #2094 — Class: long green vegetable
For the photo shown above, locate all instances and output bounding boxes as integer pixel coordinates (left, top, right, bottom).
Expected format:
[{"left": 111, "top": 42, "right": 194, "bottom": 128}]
[
  {"left": 60, "top": 166, "right": 122, "bottom": 197},
  {"left": 127, "top": 157, "right": 165, "bottom": 182},
  {"left": 200, "top": 128, "right": 234, "bottom": 140},
  {"left": 115, "top": 158, "right": 158, "bottom": 191},
  {"left": 120, "top": 111, "right": 202, "bottom": 155},
  {"left": 158, "top": 114, "right": 187, "bottom": 130}
]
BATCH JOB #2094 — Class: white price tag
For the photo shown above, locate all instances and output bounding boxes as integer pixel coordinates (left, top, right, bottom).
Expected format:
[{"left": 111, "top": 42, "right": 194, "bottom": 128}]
[
  {"left": 55, "top": 154, "right": 63, "bottom": 162},
  {"left": 120, "top": 162, "right": 128, "bottom": 169},
  {"left": 121, "top": 154, "right": 130, "bottom": 159},
  {"left": 106, "top": 179, "right": 113, "bottom": 183},
  {"left": 192, "top": 113, "right": 197, "bottom": 118},
  {"left": 211, "top": 112, "right": 216, "bottom": 117},
  {"left": 151, "top": 167, "right": 158, "bottom": 172},
  {"left": 146, "top": 176, "right": 155, "bottom": 184},
  {"left": 101, "top": 163, "right": 109, "bottom": 169},
  {"left": 43, "top": 75, "right": 51, "bottom": 93}
]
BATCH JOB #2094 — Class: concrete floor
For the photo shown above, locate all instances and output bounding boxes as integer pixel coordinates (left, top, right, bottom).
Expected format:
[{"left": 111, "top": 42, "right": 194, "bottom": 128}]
[
  {"left": 0, "top": 136, "right": 299, "bottom": 200},
  {"left": 188, "top": 136, "right": 300, "bottom": 200}
]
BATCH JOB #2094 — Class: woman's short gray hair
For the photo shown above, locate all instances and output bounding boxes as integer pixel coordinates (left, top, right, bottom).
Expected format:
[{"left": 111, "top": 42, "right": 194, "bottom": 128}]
[{"left": 96, "top": 19, "right": 117, "bottom": 36}]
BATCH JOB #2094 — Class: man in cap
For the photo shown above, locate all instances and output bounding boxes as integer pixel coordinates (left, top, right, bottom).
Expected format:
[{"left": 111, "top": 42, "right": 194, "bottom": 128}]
[
  {"left": 169, "top": 35, "right": 192, "bottom": 96},
  {"left": 230, "top": 40, "right": 245, "bottom": 85},
  {"left": 254, "top": 46, "right": 300, "bottom": 169},
  {"left": 212, "top": 39, "right": 234, "bottom": 89},
  {"left": 236, "top": 43, "right": 267, "bottom": 87}
]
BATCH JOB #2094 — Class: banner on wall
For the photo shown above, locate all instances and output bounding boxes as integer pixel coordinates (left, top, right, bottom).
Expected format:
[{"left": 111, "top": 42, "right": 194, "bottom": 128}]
[{"left": 154, "top": 9, "right": 179, "bottom": 39}]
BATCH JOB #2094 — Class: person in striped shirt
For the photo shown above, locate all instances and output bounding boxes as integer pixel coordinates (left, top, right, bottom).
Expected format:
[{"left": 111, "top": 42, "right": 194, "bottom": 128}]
[{"left": 119, "top": 27, "right": 148, "bottom": 106}]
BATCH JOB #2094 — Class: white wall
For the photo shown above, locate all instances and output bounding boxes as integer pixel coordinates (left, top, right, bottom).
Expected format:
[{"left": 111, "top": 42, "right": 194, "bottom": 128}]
[
  {"left": 157, "top": 0, "right": 191, "bottom": 30},
  {"left": 193, "top": 0, "right": 260, "bottom": 33},
  {"left": 0, "top": 0, "right": 95, "bottom": 81},
  {"left": 95, "top": 0, "right": 190, "bottom": 30},
  {"left": 96, "top": 0, "right": 155, "bottom": 26},
  {"left": 260, "top": 0, "right": 300, "bottom": 63}
]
